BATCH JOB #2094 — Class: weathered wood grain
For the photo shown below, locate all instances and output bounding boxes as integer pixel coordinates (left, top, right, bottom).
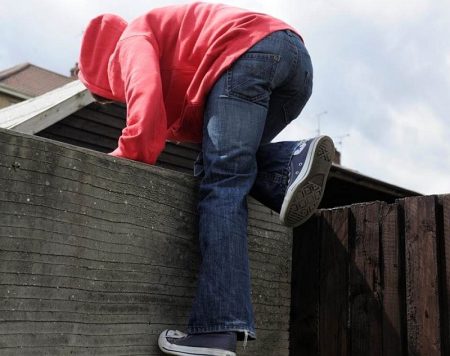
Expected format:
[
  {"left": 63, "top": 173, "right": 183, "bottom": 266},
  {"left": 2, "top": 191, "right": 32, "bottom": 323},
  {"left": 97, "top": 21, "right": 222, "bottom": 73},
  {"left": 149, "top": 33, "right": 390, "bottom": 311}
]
[
  {"left": 0, "top": 128, "right": 292, "bottom": 355},
  {"left": 291, "top": 195, "right": 450, "bottom": 356},
  {"left": 438, "top": 194, "right": 450, "bottom": 356},
  {"left": 290, "top": 213, "right": 320, "bottom": 355},
  {"left": 380, "top": 203, "right": 405, "bottom": 356},
  {"left": 38, "top": 121, "right": 119, "bottom": 150},
  {"left": 349, "top": 202, "right": 382, "bottom": 356},
  {"left": 319, "top": 207, "right": 349, "bottom": 356},
  {"left": 403, "top": 195, "right": 441, "bottom": 356}
]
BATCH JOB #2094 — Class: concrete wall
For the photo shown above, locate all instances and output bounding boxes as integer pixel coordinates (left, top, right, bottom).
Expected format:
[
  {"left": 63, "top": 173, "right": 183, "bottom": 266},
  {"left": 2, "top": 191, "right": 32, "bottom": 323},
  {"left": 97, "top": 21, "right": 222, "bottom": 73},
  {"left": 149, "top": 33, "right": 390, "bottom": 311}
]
[{"left": 0, "top": 128, "right": 292, "bottom": 355}]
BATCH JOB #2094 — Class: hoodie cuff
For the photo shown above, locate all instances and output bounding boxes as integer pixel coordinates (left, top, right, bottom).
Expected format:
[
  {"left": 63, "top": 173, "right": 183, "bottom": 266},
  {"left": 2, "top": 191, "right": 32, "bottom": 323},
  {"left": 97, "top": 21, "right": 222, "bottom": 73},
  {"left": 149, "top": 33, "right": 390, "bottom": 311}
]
[
  {"left": 109, "top": 147, "right": 124, "bottom": 157},
  {"left": 109, "top": 147, "right": 158, "bottom": 165}
]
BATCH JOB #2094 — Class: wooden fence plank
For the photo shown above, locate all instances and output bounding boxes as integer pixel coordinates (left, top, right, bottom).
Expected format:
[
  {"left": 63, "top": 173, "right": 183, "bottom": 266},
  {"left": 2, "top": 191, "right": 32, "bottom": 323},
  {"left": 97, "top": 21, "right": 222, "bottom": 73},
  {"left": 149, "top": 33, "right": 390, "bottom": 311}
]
[
  {"left": 380, "top": 203, "right": 405, "bottom": 356},
  {"left": 0, "top": 128, "right": 292, "bottom": 355},
  {"left": 349, "top": 202, "right": 383, "bottom": 356},
  {"left": 319, "top": 208, "right": 349, "bottom": 356},
  {"left": 290, "top": 214, "right": 320, "bottom": 355},
  {"left": 438, "top": 194, "right": 450, "bottom": 356},
  {"left": 404, "top": 195, "right": 441, "bottom": 355}
]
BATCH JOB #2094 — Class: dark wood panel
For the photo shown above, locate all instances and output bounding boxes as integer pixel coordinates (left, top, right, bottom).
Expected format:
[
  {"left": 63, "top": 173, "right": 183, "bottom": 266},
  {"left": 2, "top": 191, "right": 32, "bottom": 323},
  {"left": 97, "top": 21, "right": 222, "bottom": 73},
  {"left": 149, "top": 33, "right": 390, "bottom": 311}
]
[
  {"left": 87, "top": 102, "right": 127, "bottom": 120},
  {"left": 38, "top": 122, "right": 117, "bottom": 150},
  {"left": 290, "top": 214, "right": 320, "bottom": 355},
  {"left": 319, "top": 208, "right": 349, "bottom": 356},
  {"left": 438, "top": 194, "right": 450, "bottom": 356},
  {"left": 349, "top": 202, "right": 383, "bottom": 356},
  {"left": 38, "top": 131, "right": 110, "bottom": 153},
  {"left": 72, "top": 106, "right": 126, "bottom": 130},
  {"left": 380, "top": 203, "right": 405, "bottom": 356},
  {"left": 63, "top": 114, "right": 122, "bottom": 139},
  {"left": 404, "top": 195, "right": 441, "bottom": 355}
]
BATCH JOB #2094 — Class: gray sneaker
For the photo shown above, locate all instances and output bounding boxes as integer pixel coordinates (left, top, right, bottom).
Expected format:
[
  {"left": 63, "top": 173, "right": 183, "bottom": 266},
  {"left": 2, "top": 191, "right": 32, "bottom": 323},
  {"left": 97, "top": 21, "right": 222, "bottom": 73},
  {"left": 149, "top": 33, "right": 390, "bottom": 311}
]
[
  {"left": 279, "top": 135, "right": 334, "bottom": 227},
  {"left": 158, "top": 329, "right": 237, "bottom": 356}
]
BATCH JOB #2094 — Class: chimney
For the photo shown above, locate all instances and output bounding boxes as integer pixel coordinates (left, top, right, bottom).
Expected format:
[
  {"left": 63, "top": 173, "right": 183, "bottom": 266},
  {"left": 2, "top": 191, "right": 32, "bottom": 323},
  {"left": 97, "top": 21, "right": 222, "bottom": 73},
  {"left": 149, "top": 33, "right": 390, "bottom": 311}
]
[{"left": 70, "top": 62, "right": 79, "bottom": 78}]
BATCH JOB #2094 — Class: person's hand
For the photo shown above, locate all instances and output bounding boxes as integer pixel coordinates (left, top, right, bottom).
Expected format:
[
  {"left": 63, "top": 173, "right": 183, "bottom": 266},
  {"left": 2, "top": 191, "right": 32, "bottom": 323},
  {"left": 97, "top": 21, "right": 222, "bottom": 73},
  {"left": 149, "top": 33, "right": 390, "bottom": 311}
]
[{"left": 108, "top": 148, "right": 123, "bottom": 157}]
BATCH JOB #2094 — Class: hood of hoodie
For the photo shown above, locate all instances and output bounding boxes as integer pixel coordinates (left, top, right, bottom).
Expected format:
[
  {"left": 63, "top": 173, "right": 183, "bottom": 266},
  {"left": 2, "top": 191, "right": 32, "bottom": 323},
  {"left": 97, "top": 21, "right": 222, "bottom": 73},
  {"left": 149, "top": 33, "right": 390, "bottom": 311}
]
[{"left": 78, "top": 14, "right": 127, "bottom": 102}]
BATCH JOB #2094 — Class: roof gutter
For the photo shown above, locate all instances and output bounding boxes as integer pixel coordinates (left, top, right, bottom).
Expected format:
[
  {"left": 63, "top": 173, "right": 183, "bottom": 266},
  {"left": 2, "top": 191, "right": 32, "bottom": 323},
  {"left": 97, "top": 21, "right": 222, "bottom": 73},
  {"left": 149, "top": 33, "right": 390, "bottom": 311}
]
[
  {"left": 0, "top": 83, "right": 32, "bottom": 100},
  {"left": 330, "top": 163, "right": 422, "bottom": 198}
]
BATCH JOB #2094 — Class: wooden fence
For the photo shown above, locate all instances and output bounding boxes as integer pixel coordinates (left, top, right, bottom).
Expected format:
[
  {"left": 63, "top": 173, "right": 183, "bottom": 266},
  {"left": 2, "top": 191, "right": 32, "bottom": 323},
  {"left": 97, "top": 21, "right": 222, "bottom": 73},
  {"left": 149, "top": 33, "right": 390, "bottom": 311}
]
[
  {"left": 291, "top": 196, "right": 450, "bottom": 356},
  {"left": 0, "top": 128, "right": 292, "bottom": 355}
]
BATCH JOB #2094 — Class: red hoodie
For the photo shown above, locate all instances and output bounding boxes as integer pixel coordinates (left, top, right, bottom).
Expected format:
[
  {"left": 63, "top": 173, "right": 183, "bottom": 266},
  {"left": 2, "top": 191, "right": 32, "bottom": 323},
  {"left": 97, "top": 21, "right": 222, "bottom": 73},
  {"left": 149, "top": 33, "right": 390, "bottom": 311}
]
[{"left": 78, "top": 2, "right": 299, "bottom": 164}]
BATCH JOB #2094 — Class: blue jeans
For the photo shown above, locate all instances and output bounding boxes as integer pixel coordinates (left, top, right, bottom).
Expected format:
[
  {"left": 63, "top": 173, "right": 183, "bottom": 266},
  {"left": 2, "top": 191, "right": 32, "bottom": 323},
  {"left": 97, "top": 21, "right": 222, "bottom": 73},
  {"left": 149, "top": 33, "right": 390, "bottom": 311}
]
[{"left": 186, "top": 30, "right": 313, "bottom": 340}]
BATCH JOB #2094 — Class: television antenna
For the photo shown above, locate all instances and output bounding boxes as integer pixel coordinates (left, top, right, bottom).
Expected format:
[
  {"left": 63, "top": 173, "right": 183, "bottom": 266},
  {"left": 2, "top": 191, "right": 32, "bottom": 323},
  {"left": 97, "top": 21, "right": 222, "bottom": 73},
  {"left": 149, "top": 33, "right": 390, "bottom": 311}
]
[
  {"left": 315, "top": 111, "right": 328, "bottom": 136},
  {"left": 334, "top": 134, "right": 350, "bottom": 150}
]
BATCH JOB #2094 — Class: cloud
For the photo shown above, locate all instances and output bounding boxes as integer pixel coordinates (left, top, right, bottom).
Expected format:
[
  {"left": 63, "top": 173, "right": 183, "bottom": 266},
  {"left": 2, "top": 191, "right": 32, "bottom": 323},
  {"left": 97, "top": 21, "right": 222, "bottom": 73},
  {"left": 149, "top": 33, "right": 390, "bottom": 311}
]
[
  {"left": 271, "top": 0, "right": 450, "bottom": 194},
  {"left": 0, "top": 0, "right": 190, "bottom": 75},
  {"left": 389, "top": 104, "right": 446, "bottom": 146},
  {"left": 338, "top": 0, "right": 431, "bottom": 26},
  {"left": 384, "top": 104, "right": 448, "bottom": 194},
  {"left": 335, "top": 98, "right": 450, "bottom": 194},
  {"left": 1, "top": 0, "right": 449, "bottom": 194}
]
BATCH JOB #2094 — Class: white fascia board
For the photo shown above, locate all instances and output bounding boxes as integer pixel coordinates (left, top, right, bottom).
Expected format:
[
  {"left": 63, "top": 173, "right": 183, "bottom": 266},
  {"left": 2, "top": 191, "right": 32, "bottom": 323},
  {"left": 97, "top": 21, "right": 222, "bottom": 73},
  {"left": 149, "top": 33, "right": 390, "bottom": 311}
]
[{"left": 0, "top": 80, "right": 95, "bottom": 134}]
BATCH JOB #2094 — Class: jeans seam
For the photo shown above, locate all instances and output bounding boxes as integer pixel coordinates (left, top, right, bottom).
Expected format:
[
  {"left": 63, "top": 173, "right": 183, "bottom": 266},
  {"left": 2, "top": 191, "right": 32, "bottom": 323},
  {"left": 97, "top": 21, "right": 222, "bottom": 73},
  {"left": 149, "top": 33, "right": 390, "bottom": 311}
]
[{"left": 287, "top": 38, "right": 300, "bottom": 81}]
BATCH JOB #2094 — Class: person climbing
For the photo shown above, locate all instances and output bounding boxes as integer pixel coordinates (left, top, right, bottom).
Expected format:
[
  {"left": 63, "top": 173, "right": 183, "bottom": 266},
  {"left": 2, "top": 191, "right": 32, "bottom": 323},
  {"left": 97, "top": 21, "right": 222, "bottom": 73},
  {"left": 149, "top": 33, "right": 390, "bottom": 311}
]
[{"left": 77, "top": 2, "right": 334, "bottom": 355}]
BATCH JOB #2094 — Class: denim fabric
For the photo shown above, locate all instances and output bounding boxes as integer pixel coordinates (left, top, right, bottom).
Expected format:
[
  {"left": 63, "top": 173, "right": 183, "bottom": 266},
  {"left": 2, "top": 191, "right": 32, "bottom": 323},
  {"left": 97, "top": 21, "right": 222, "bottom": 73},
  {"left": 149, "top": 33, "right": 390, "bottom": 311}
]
[{"left": 186, "top": 30, "right": 313, "bottom": 340}]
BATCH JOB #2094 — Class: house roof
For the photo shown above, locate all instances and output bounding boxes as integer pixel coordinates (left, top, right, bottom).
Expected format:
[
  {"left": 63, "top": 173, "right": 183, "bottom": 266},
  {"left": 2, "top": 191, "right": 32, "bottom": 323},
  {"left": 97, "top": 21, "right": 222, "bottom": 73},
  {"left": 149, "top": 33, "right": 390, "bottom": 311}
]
[{"left": 0, "top": 63, "right": 74, "bottom": 97}]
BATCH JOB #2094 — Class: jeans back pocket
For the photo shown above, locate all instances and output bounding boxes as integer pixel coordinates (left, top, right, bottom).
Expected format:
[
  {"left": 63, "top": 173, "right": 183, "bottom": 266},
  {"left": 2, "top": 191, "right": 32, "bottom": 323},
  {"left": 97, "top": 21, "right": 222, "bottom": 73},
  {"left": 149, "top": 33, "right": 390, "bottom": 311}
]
[{"left": 226, "top": 52, "right": 281, "bottom": 105}]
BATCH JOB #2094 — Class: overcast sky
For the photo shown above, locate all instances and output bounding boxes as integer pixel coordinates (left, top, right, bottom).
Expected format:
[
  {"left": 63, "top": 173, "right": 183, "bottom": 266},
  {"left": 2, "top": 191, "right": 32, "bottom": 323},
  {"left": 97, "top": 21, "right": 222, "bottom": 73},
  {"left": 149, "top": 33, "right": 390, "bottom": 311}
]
[{"left": 1, "top": 0, "right": 449, "bottom": 195}]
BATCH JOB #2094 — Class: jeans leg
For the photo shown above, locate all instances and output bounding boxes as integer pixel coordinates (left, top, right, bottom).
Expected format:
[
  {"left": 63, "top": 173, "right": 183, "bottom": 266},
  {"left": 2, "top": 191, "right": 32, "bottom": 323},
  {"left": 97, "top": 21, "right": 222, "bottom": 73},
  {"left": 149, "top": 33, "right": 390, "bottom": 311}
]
[
  {"left": 187, "top": 70, "right": 270, "bottom": 341},
  {"left": 250, "top": 31, "right": 314, "bottom": 213},
  {"left": 187, "top": 30, "right": 313, "bottom": 340}
]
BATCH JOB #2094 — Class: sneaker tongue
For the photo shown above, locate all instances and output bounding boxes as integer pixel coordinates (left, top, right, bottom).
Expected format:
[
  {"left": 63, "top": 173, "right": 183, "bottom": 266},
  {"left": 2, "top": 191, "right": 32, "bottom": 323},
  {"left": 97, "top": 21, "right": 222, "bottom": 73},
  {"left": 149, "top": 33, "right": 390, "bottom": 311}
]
[
  {"left": 289, "top": 140, "right": 311, "bottom": 185},
  {"left": 293, "top": 140, "right": 307, "bottom": 155}
]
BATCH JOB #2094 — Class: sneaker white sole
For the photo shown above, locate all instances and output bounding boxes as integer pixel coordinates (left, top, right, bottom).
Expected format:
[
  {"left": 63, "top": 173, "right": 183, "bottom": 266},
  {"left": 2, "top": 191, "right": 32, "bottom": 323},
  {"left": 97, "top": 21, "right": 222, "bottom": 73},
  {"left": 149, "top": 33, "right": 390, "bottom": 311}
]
[
  {"left": 158, "top": 330, "right": 237, "bottom": 356},
  {"left": 279, "top": 135, "right": 334, "bottom": 227}
]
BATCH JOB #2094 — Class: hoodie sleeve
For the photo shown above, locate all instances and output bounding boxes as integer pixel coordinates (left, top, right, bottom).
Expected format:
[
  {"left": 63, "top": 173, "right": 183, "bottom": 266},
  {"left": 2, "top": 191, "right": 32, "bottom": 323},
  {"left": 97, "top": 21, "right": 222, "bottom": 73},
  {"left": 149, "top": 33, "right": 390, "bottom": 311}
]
[{"left": 109, "top": 35, "right": 167, "bottom": 165}]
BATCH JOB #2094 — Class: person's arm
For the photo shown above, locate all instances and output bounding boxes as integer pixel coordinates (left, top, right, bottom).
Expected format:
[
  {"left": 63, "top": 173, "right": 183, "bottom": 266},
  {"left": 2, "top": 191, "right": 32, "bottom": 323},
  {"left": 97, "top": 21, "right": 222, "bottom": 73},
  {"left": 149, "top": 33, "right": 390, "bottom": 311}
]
[{"left": 110, "top": 36, "right": 167, "bottom": 165}]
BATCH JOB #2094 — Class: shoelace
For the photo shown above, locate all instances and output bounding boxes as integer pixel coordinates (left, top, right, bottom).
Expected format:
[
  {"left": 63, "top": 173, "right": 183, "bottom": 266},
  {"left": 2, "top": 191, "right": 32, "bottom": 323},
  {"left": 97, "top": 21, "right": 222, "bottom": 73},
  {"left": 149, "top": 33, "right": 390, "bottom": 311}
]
[{"left": 243, "top": 330, "right": 248, "bottom": 349}]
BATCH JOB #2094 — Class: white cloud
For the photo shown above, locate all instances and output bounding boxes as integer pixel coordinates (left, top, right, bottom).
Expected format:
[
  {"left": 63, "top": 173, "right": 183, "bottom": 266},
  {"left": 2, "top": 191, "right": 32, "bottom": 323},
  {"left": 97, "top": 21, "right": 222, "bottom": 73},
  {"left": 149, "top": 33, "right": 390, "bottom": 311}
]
[
  {"left": 339, "top": 104, "right": 450, "bottom": 195},
  {"left": 445, "top": 53, "right": 450, "bottom": 86},
  {"left": 339, "top": 126, "right": 448, "bottom": 195},
  {"left": 1, "top": 0, "right": 449, "bottom": 195},
  {"left": 388, "top": 105, "right": 446, "bottom": 147},
  {"left": 337, "top": 0, "right": 431, "bottom": 26}
]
